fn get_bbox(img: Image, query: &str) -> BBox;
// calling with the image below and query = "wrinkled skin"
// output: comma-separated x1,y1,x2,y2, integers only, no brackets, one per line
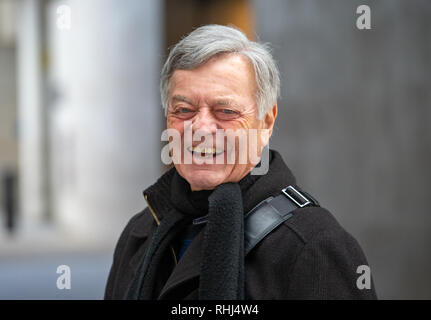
167,53,277,191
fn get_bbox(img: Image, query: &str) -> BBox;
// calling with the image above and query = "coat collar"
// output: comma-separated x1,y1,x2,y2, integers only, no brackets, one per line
142,167,176,224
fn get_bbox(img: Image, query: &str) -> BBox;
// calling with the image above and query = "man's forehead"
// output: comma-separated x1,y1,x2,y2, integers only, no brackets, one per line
170,54,254,82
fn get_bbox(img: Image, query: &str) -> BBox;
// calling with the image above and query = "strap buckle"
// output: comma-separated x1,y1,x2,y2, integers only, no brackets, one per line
282,185,311,208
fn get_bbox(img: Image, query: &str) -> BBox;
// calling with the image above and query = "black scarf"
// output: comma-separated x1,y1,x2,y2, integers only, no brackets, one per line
126,149,295,300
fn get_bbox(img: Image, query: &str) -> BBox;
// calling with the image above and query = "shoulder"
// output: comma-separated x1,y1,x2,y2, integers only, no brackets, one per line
281,205,371,267
118,207,157,242
284,207,377,298
253,205,378,299
104,207,157,299
283,206,356,246
110,207,157,263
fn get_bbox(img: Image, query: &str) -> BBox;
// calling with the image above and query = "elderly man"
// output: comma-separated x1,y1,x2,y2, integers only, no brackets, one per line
104,25,377,300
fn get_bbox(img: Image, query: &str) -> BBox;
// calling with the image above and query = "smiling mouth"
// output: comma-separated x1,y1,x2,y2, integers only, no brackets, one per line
187,146,224,157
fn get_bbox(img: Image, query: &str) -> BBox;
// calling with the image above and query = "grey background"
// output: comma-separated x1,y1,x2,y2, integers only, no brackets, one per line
255,0,431,299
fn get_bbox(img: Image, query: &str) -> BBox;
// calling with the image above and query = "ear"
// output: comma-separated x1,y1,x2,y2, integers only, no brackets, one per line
264,104,277,132
260,104,277,146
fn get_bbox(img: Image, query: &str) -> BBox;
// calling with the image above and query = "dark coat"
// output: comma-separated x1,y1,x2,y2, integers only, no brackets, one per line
104,150,377,300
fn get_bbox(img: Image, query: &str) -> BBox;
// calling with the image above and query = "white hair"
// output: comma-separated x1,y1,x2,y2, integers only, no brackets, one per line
160,24,280,119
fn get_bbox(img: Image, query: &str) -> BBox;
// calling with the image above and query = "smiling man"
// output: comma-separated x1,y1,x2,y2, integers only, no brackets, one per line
165,51,273,190
104,25,377,300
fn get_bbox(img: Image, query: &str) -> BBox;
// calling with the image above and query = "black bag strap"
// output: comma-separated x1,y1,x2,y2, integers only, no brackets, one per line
244,185,319,256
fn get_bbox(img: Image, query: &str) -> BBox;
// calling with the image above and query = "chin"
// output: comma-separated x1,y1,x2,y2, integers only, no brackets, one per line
181,167,227,191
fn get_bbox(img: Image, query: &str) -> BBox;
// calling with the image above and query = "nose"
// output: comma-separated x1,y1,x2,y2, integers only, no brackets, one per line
191,107,217,135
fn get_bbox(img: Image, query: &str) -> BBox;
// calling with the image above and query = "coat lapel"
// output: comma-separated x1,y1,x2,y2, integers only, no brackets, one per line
157,226,205,299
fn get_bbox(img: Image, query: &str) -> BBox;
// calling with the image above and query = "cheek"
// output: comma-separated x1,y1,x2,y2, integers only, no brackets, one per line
226,116,256,131
167,117,184,133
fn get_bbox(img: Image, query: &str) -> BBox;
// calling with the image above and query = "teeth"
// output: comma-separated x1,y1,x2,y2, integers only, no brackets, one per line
188,146,223,155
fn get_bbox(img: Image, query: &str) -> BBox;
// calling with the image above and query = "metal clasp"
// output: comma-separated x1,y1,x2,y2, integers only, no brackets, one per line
282,185,311,208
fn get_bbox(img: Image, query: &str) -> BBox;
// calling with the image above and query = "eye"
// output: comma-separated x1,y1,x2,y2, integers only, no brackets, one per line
215,108,240,120
170,106,195,119
180,107,191,113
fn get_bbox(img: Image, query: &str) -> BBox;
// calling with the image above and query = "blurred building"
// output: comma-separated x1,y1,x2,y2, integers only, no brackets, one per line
0,0,430,299
0,0,18,233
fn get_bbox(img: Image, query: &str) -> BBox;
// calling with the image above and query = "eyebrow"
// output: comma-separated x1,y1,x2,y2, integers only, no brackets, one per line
171,95,194,106
170,95,243,110
212,99,243,110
